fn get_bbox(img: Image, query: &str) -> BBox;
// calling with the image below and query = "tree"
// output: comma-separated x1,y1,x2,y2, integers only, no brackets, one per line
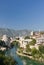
39,45,44,54
31,47,41,59
11,41,20,48
29,39,36,45
0,51,17,65
24,36,30,39
31,47,37,56
18,47,24,53
0,40,5,47
26,44,31,52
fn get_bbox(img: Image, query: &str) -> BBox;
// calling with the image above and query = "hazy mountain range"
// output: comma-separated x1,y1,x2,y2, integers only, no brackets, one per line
0,28,31,37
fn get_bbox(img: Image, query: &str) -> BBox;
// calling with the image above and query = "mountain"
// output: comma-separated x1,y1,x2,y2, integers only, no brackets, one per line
0,28,31,37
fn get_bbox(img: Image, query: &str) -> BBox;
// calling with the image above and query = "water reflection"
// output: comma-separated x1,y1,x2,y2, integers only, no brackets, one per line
6,47,23,65
6,47,44,65
22,60,26,65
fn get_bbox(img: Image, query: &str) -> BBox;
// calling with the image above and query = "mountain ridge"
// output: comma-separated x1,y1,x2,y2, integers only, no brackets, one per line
0,28,31,37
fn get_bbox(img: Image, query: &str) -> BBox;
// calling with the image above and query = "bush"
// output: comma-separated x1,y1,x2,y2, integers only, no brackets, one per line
24,36,30,39
29,39,36,45
31,47,41,58
0,40,5,47
39,45,44,54
11,41,20,48
0,51,17,65
26,44,31,52
0,55,17,65
18,47,24,53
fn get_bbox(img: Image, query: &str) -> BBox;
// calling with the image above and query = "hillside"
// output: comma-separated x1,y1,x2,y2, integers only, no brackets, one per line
0,28,31,37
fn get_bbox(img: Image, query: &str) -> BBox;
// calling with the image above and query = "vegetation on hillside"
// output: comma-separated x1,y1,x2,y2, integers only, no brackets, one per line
24,36,30,39
29,39,36,45
0,51,17,65
0,40,5,47
26,44,31,52
11,41,20,48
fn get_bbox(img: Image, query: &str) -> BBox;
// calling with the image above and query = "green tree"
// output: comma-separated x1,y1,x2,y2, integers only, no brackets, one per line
24,36,30,39
11,41,20,48
29,39,36,45
39,45,44,54
31,47,37,56
0,51,17,65
0,40,5,47
18,47,24,53
31,47,42,59
26,44,31,52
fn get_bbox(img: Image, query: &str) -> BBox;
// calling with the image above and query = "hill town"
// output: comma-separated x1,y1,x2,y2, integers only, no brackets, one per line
0,31,44,51
0,30,44,64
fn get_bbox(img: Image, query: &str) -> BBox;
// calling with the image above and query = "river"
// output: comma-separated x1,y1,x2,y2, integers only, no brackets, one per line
6,47,44,65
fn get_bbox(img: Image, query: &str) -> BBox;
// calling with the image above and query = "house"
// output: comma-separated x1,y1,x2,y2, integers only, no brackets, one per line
19,37,32,48
36,35,44,45
0,47,6,51
30,44,39,50
22,39,32,48
2,35,11,47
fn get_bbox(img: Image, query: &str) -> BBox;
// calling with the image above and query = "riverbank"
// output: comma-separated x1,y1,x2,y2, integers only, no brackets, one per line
5,46,44,65
0,50,17,65
16,51,33,59
16,51,44,63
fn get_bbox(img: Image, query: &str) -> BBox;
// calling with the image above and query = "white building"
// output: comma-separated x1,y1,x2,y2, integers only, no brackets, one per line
30,31,33,36
0,47,6,51
30,44,39,50
2,35,11,47
36,35,44,45
22,39,32,48
2,35,8,42
19,37,32,48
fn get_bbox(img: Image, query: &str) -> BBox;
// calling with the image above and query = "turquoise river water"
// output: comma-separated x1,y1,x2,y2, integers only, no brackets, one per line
6,47,44,65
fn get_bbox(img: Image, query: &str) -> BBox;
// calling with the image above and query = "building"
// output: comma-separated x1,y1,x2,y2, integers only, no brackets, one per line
30,44,39,50
30,31,34,36
36,35,44,45
19,37,32,48
22,39,32,48
2,35,11,47
0,47,6,51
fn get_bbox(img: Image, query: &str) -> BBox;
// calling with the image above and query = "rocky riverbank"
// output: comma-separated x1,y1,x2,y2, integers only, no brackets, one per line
16,50,44,63
16,51,33,59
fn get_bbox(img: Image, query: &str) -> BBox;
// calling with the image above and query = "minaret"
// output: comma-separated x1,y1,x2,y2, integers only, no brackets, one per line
31,31,33,36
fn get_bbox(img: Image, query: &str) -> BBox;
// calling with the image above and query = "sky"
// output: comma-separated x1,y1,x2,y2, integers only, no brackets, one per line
0,0,44,30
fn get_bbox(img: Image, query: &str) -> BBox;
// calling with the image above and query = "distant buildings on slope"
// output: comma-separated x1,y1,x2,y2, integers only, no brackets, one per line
2,35,11,47
0,30,44,51
15,31,44,50
19,37,32,48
